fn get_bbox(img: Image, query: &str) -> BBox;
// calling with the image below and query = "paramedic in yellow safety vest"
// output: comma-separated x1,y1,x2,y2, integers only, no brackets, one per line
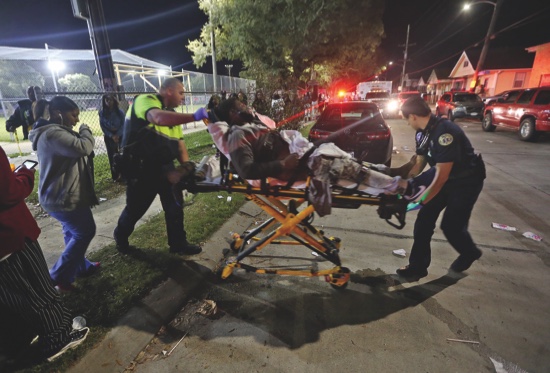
114,77,209,256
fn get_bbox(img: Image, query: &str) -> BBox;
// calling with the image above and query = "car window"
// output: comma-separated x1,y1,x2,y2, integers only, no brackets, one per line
322,104,377,122
366,92,390,99
533,90,550,105
454,94,481,102
516,90,536,104
441,94,450,102
502,90,522,103
400,93,420,100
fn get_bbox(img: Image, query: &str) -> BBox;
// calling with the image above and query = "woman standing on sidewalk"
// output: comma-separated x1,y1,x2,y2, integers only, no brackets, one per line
29,96,99,292
99,93,125,181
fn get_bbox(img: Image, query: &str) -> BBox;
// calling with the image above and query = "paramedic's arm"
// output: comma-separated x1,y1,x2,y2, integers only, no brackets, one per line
417,162,452,204
147,109,195,127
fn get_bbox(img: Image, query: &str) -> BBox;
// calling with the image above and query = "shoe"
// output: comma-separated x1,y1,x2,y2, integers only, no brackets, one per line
116,243,135,254
54,283,76,294
396,265,428,280
170,244,202,255
79,262,100,278
46,327,89,362
450,250,482,273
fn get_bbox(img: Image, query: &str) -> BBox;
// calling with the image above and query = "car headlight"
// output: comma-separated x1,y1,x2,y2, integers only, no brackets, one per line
386,100,399,111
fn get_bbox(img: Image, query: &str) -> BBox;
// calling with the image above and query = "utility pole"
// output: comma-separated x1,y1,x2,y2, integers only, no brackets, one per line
400,24,411,92
470,0,503,92
71,0,118,92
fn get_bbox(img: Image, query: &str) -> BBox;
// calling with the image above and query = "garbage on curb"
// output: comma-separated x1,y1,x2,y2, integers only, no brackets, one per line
491,222,517,231
392,249,407,257
522,231,542,242
196,300,217,316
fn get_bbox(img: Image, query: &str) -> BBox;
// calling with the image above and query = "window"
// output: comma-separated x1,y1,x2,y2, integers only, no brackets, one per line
513,72,526,88
516,90,536,104
463,60,469,68
502,90,522,103
534,90,550,105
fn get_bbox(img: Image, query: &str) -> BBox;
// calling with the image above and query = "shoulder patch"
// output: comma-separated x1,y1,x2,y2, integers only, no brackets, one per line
438,133,453,146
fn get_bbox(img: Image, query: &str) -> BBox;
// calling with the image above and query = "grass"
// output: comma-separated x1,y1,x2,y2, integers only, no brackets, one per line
8,122,312,372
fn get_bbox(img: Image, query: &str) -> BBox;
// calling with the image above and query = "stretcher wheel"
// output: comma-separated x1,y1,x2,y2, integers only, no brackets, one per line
325,267,350,290
230,233,243,252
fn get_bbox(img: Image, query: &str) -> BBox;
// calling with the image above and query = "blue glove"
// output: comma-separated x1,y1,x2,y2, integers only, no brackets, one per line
193,107,208,121
407,202,423,212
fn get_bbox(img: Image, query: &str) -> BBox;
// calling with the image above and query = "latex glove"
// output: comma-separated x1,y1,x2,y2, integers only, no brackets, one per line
371,164,390,174
407,202,423,212
193,107,208,121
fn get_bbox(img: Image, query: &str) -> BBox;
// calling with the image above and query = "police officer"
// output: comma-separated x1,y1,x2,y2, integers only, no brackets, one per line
396,96,486,280
114,77,208,255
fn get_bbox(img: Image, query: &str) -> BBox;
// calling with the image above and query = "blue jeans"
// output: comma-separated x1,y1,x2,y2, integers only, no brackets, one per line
48,208,96,285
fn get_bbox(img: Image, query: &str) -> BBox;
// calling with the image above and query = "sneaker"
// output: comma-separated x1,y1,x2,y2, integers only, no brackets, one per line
170,244,202,255
396,265,428,281
46,327,89,362
79,262,100,278
115,243,135,254
450,249,482,273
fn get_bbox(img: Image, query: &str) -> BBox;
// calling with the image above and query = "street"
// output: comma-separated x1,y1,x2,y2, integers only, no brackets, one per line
127,118,550,373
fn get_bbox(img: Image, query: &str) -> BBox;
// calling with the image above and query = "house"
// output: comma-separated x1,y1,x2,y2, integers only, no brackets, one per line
447,47,534,96
426,67,453,101
526,41,550,87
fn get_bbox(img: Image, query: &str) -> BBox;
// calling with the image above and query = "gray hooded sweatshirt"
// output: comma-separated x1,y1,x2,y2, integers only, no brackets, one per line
29,121,97,212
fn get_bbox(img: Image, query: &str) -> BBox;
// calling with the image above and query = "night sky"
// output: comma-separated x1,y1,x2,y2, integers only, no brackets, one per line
1,0,549,78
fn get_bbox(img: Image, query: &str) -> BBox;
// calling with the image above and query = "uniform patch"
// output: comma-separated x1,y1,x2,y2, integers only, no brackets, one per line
438,133,453,146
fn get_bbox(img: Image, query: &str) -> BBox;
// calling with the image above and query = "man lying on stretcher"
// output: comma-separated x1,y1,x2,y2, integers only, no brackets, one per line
205,97,434,215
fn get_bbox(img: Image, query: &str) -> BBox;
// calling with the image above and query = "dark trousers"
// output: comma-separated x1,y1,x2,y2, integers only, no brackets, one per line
114,165,187,250
0,239,71,357
409,181,484,270
104,135,119,180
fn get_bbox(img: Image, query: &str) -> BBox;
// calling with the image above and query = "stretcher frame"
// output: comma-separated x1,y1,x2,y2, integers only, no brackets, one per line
184,170,408,289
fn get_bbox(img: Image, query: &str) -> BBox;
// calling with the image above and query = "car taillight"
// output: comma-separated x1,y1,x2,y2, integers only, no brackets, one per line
365,127,391,140
309,128,331,140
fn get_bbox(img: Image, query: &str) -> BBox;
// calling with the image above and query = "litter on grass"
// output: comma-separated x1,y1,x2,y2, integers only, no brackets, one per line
392,249,407,257
522,231,542,242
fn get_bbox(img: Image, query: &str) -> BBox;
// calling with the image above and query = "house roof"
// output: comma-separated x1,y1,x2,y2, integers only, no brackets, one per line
0,46,170,69
465,46,534,70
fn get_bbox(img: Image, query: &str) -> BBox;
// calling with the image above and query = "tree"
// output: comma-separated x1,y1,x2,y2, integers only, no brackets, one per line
0,60,45,98
58,73,98,92
187,0,385,89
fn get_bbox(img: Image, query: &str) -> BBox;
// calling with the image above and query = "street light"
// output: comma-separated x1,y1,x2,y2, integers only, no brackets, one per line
463,0,503,92
225,64,233,93
48,60,65,92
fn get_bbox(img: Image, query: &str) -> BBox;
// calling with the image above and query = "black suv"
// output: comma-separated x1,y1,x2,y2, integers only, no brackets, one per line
436,91,484,121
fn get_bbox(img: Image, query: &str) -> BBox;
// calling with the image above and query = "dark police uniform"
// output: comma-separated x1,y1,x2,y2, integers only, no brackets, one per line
408,115,486,272
114,94,190,252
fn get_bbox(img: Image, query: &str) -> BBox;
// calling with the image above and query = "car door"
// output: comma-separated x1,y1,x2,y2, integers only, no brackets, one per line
493,90,522,125
504,89,537,128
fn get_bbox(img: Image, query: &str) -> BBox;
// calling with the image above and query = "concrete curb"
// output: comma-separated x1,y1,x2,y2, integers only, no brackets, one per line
67,201,262,373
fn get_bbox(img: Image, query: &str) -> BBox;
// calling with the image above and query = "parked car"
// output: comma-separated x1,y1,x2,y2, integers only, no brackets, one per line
482,86,550,141
308,101,393,165
435,91,484,121
364,90,399,118
483,90,514,106
397,91,422,106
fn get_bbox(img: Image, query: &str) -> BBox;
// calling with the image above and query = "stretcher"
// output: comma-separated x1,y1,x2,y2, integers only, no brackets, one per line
180,163,409,289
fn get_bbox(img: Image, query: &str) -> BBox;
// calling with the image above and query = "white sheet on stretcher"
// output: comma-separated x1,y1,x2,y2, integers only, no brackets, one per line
207,120,395,196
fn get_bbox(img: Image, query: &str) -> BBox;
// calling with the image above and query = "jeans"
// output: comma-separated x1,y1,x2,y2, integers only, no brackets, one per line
48,208,96,285
114,165,187,250
409,180,484,270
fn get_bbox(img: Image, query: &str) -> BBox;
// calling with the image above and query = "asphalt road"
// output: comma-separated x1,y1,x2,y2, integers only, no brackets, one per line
129,117,550,373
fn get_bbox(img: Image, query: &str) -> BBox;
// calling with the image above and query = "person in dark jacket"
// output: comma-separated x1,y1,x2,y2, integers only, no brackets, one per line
29,96,99,292
396,96,486,281
6,86,42,140
99,94,125,180
0,146,89,363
